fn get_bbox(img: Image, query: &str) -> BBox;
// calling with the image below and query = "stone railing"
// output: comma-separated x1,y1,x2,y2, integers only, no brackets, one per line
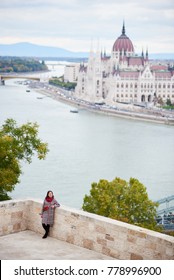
0,199,174,260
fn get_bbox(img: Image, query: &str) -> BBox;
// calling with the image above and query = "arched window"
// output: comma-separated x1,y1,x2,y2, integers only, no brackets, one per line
148,95,151,102
141,95,145,102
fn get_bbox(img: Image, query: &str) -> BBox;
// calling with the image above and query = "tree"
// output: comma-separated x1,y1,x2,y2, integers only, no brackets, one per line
0,119,49,201
82,177,159,231
166,98,172,106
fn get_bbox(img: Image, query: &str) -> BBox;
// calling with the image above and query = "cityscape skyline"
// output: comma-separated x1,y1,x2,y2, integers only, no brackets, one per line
0,0,174,54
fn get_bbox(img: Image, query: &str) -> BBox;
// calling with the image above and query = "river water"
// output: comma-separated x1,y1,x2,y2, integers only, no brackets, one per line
0,64,174,209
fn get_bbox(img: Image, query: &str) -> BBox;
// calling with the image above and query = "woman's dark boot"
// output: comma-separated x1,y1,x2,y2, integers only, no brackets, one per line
45,224,50,237
42,224,50,238
42,223,48,238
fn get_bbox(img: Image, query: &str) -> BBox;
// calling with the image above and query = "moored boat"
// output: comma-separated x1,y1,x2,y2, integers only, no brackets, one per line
70,109,78,113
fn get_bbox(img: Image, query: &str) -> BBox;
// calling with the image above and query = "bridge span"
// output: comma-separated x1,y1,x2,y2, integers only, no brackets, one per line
155,195,174,230
0,75,40,84
156,195,174,215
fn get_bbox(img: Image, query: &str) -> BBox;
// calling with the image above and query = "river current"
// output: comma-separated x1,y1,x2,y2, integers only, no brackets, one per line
0,63,174,209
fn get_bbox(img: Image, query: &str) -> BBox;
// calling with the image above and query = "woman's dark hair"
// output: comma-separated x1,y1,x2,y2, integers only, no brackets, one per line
46,190,53,198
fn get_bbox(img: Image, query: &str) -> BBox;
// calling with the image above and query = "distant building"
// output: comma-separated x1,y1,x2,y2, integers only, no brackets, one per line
64,64,80,83
75,22,174,105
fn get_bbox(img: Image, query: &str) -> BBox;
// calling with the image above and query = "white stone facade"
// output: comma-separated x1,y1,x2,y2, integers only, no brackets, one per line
64,64,80,83
75,23,174,105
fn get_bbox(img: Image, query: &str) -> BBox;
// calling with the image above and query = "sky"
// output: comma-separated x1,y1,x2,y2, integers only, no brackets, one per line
0,0,174,54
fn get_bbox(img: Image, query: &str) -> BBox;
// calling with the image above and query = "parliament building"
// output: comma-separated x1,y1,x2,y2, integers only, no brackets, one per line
74,23,174,105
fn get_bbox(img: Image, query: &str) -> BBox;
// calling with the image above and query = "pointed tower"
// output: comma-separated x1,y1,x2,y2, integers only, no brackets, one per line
95,39,102,74
122,20,126,36
87,39,94,76
112,21,134,69
141,48,144,58
146,47,148,60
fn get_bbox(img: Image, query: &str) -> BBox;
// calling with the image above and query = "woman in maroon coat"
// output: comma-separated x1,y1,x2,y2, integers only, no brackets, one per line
41,190,60,238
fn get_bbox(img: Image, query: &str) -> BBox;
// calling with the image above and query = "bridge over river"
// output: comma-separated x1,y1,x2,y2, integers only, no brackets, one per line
0,75,40,85
156,195,174,215
156,195,174,230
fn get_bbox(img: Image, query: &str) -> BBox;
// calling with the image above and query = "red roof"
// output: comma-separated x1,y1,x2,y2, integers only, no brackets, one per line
128,57,144,66
150,65,168,71
113,23,134,53
113,70,139,79
155,71,173,78
113,34,134,53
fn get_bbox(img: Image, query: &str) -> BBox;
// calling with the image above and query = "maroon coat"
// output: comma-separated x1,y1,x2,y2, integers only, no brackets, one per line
41,198,60,226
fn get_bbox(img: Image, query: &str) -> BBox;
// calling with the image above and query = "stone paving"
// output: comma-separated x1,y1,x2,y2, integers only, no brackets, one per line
0,230,114,260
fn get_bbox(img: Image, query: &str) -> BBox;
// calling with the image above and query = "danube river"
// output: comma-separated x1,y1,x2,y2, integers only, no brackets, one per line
0,67,174,209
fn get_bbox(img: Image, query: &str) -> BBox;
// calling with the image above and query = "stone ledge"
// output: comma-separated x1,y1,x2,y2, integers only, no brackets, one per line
0,199,174,260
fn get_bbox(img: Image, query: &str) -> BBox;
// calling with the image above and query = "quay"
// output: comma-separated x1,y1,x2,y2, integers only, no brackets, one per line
1,75,174,125
31,82,174,126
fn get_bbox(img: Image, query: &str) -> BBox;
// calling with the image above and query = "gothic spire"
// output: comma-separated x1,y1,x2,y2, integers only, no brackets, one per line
141,48,144,58
122,21,126,35
146,47,148,59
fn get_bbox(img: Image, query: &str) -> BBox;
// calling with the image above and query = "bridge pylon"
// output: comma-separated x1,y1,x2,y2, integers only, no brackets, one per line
0,76,5,85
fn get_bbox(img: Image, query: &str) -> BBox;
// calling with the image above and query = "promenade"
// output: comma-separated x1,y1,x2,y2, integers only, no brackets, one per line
29,81,174,125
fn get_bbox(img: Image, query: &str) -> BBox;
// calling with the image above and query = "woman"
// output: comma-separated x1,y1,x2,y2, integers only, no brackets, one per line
41,190,60,239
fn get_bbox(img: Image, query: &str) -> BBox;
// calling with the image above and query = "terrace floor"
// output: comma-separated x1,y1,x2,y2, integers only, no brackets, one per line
0,230,114,260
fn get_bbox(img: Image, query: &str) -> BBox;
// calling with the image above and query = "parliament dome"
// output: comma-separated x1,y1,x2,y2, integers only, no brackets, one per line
113,23,134,53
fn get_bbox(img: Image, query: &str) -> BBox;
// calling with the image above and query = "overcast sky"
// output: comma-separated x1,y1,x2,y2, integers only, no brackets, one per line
0,0,173,54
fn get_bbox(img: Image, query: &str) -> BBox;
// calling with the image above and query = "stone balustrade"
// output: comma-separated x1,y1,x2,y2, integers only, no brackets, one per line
0,199,173,259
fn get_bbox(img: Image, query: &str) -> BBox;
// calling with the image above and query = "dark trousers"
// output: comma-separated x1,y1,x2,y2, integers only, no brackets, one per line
42,223,50,238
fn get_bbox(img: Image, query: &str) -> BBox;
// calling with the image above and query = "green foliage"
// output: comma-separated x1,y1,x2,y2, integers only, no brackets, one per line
0,119,49,201
162,98,174,109
166,98,172,106
0,57,48,73
163,105,174,110
49,78,77,90
82,177,159,231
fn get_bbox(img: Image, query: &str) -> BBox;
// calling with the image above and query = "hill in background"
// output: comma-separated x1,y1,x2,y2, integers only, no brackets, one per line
0,42,89,58
0,42,173,60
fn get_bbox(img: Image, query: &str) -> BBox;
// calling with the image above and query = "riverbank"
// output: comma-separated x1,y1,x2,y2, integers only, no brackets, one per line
29,82,174,125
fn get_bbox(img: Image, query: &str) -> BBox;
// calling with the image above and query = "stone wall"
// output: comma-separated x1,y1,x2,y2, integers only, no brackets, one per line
0,199,29,236
0,199,174,259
